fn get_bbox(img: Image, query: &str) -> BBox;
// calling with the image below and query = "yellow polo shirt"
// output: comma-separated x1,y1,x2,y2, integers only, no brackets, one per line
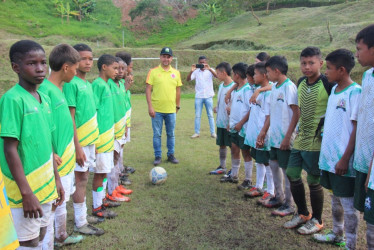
146,65,182,113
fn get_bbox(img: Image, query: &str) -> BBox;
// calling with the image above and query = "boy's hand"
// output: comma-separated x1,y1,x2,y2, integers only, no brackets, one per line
191,64,196,72
55,177,65,206
226,106,231,115
234,123,242,132
225,94,231,105
280,136,291,150
75,146,86,167
256,132,266,148
335,158,349,176
204,64,210,70
22,192,43,218
250,89,260,104
53,153,62,166
213,106,217,113
148,106,155,118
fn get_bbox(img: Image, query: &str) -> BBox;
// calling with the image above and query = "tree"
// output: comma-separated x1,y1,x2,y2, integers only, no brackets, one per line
203,1,222,24
72,0,96,21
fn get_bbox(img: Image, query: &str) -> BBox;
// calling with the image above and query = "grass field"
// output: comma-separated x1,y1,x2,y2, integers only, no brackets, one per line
64,95,368,249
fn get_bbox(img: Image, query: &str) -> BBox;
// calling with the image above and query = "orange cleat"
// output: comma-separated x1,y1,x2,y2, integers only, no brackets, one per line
106,190,131,202
115,185,133,195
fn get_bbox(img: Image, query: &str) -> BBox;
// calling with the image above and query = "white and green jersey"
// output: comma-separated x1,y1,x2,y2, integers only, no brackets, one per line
229,83,253,137
216,81,235,129
368,162,374,190
269,78,298,148
319,83,361,176
244,89,271,151
354,68,374,174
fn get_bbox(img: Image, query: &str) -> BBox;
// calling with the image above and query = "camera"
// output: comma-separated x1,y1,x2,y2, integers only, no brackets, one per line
196,64,204,69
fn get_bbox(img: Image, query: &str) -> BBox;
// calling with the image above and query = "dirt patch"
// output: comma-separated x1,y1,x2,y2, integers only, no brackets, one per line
191,39,269,51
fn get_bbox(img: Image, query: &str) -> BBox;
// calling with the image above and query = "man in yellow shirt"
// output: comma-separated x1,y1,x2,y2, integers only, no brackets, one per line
146,47,182,165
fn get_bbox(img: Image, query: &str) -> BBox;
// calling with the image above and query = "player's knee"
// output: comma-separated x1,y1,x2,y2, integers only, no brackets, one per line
307,174,320,185
19,237,39,247
286,167,301,181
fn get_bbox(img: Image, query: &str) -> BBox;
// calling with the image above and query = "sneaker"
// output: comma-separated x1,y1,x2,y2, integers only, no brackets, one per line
237,180,253,190
271,204,295,217
54,235,84,247
313,230,345,246
244,187,264,198
116,185,133,195
102,198,121,208
153,157,162,166
220,175,238,183
92,206,117,219
125,166,136,174
209,166,225,175
120,175,132,186
257,191,273,205
167,154,179,164
106,190,130,202
283,213,312,229
74,224,105,236
211,133,217,138
87,215,105,224
191,133,200,139
263,196,283,208
297,218,324,235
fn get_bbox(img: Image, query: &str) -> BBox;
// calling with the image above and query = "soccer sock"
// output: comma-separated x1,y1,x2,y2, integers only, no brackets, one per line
55,202,68,241
255,163,266,189
92,188,103,209
231,159,241,177
331,195,344,236
290,178,309,216
309,183,324,224
340,196,359,250
219,148,227,170
269,160,284,201
73,200,88,228
265,165,275,196
367,222,374,250
107,168,117,195
244,161,253,181
102,178,107,200
42,209,55,250
282,168,293,206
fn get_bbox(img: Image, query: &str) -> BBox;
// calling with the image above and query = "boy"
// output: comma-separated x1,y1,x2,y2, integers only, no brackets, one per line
209,62,235,175
220,63,252,188
264,56,299,215
284,47,335,235
0,40,63,248
354,24,374,250
63,43,104,235
243,62,274,204
313,49,360,249
38,44,83,247
91,54,119,219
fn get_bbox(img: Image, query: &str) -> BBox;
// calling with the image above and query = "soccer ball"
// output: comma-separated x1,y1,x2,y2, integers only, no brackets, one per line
150,167,167,185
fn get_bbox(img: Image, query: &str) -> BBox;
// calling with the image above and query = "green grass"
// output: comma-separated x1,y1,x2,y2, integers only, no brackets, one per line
63,95,367,249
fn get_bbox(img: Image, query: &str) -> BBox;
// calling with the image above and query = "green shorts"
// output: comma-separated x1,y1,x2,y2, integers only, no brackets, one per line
320,170,355,197
287,149,321,176
354,170,368,212
250,148,270,164
216,127,231,147
364,188,374,225
230,132,250,150
269,147,291,169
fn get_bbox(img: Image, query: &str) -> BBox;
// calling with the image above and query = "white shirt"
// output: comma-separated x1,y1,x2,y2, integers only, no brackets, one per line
191,69,215,98
319,83,361,177
216,81,235,129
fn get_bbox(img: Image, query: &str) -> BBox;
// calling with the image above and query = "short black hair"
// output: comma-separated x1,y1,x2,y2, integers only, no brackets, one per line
356,24,374,49
115,56,126,65
115,51,132,65
254,61,267,75
49,44,80,71
300,46,322,59
265,56,288,75
256,52,270,62
198,55,207,61
216,62,231,76
325,49,355,74
9,40,45,63
73,43,92,52
232,62,248,79
246,64,255,77
97,54,117,71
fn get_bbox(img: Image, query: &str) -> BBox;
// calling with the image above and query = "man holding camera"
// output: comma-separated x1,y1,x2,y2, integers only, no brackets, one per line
187,56,217,139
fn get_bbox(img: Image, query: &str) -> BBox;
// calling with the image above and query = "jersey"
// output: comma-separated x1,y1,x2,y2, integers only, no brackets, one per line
293,75,335,151
216,81,235,129
319,83,361,177
125,90,132,128
354,68,374,174
0,84,57,208
63,76,99,147
39,79,75,177
269,78,298,148
108,79,126,139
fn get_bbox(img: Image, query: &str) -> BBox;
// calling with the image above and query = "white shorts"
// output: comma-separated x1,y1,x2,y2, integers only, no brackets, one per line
114,139,125,153
94,151,114,174
75,144,96,172
126,127,131,142
60,171,75,202
11,201,53,241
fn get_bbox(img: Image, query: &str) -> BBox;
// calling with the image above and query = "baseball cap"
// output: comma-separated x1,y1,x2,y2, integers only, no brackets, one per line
160,47,173,56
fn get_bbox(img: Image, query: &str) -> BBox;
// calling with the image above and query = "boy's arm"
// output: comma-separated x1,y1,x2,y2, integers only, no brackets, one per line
69,107,86,166
280,105,300,150
3,137,43,218
52,148,65,206
234,111,250,132
186,65,196,81
250,85,272,104
176,86,181,113
146,83,155,118
225,83,238,104
335,120,357,176
256,115,270,148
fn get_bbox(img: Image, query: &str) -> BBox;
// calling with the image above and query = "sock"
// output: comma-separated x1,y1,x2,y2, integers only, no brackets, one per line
367,222,374,250
269,160,284,201
55,202,68,241
219,148,227,170
290,178,309,216
255,163,266,189
92,189,103,209
73,200,88,228
282,168,293,206
244,161,253,181
102,178,108,200
265,165,274,195
309,183,324,224
231,159,241,177
340,196,359,250
331,195,344,236
107,168,117,195
42,209,55,250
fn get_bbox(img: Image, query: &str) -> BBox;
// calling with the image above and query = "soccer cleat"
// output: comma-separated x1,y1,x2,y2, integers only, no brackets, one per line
116,185,133,195
102,198,121,208
87,215,105,224
167,154,179,164
313,230,346,246
244,187,264,198
210,166,225,175
74,224,105,236
120,175,132,186
257,191,273,205
92,206,117,219
297,218,324,235
54,235,84,247
263,196,283,208
191,133,200,139
283,213,312,229
211,133,217,138
271,204,295,217
237,180,253,190
125,166,136,174
153,157,162,166
220,175,238,183
106,190,130,202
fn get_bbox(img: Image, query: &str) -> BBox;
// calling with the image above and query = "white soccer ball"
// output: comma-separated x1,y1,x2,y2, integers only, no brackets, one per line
150,167,167,185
